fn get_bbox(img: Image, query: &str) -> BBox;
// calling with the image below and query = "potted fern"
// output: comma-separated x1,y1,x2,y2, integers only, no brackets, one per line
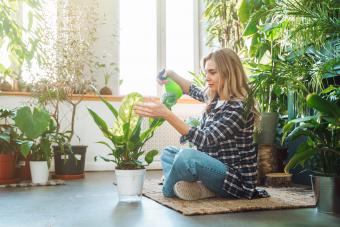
88,92,164,202
282,87,340,215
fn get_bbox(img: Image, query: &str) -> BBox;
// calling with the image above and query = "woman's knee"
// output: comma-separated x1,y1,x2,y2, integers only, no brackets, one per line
175,148,200,161
160,146,180,161
171,148,200,169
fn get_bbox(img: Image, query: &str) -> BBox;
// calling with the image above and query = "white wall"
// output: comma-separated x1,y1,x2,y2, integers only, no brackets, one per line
0,95,205,171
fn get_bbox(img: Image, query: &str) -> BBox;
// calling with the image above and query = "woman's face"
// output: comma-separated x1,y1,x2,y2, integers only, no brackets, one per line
204,59,223,94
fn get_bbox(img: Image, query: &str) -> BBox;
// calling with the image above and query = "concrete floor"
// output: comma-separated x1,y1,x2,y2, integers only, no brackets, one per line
0,171,339,227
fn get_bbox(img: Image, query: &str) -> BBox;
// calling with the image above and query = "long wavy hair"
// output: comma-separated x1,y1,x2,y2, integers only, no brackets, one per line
203,48,260,126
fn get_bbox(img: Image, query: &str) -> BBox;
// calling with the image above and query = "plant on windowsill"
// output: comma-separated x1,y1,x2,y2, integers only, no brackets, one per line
88,92,171,202
282,87,340,215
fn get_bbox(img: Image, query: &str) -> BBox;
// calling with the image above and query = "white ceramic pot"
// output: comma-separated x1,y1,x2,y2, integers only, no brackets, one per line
115,169,146,202
29,161,49,184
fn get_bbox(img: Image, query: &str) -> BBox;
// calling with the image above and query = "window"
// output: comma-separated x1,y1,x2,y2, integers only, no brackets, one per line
119,0,157,96
119,0,198,96
165,0,195,81
21,0,57,82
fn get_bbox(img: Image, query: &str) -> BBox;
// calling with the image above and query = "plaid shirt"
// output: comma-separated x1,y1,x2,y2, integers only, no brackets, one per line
180,84,260,199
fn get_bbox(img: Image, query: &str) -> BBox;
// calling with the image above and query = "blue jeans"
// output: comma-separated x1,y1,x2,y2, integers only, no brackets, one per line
160,146,230,198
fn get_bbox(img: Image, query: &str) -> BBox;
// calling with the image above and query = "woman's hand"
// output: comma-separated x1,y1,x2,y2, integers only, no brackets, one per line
134,101,171,119
157,69,175,86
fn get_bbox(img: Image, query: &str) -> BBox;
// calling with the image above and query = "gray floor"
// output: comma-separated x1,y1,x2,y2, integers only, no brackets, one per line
1,171,339,227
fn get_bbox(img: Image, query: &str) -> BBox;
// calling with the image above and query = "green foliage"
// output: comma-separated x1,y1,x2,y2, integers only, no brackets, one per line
203,0,244,51
239,0,339,116
88,93,163,169
14,106,55,165
0,109,20,155
283,89,340,176
0,0,42,79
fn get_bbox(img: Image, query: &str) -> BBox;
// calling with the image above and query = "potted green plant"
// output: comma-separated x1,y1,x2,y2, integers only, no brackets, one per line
95,53,120,96
88,92,163,202
282,87,340,215
0,109,19,184
14,106,55,184
30,1,104,179
31,79,89,180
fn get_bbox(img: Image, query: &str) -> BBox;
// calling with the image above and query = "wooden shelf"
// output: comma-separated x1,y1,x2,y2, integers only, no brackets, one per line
0,91,201,104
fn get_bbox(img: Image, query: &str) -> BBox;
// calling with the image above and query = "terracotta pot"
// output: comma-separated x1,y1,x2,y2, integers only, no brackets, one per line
0,154,16,184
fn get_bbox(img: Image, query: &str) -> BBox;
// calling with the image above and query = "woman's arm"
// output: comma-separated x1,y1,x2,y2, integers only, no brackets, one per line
133,102,189,136
164,70,192,95
161,70,207,103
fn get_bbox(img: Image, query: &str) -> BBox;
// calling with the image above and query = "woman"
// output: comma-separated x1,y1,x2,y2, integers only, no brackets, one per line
134,48,268,200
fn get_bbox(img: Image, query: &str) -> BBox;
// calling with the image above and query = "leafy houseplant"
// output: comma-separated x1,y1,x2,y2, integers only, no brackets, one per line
0,109,19,184
283,89,340,176
14,106,55,184
88,92,165,201
203,0,244,52
282,88,340,214
88,93,161,169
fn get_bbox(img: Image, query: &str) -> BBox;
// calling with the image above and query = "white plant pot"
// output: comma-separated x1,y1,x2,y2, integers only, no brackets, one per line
115,169,146,202
29,161,49,184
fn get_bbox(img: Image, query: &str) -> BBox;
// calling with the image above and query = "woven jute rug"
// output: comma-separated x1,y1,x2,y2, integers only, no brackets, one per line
142,179,316,216
0,179,65,188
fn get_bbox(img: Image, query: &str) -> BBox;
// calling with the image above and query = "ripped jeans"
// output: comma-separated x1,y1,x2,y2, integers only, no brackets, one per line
160,146,230,198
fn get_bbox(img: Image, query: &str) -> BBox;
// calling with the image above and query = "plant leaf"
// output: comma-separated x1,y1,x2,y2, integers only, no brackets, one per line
145,149,159,165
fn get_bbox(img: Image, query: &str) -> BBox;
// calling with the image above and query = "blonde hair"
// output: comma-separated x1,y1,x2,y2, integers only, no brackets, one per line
203,48,260,126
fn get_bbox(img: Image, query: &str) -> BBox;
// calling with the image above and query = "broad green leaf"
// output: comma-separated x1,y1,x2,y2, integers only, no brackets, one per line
284,144,315,173
14,106,50,140
144,150,159,165
88,108,111,138
119,92,143,124
307,93,340,123
19,141,33,158
243,17,258,36
237,0,252,24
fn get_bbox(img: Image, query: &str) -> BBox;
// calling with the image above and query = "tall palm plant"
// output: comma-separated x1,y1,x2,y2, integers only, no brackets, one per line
203,0,244,52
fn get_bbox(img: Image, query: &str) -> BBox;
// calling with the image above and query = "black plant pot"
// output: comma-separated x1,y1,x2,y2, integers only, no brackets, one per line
53,145,87,180
311,175,340,216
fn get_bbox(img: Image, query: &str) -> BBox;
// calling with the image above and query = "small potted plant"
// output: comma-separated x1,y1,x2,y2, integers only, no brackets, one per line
0,109,19,184
95,56,119,96
31,79,89,180
282,87,340,215
88,92,163,202
14,106,55,184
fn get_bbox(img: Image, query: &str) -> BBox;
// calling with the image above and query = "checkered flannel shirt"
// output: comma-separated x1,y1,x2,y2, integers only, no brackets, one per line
180,84,263,199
